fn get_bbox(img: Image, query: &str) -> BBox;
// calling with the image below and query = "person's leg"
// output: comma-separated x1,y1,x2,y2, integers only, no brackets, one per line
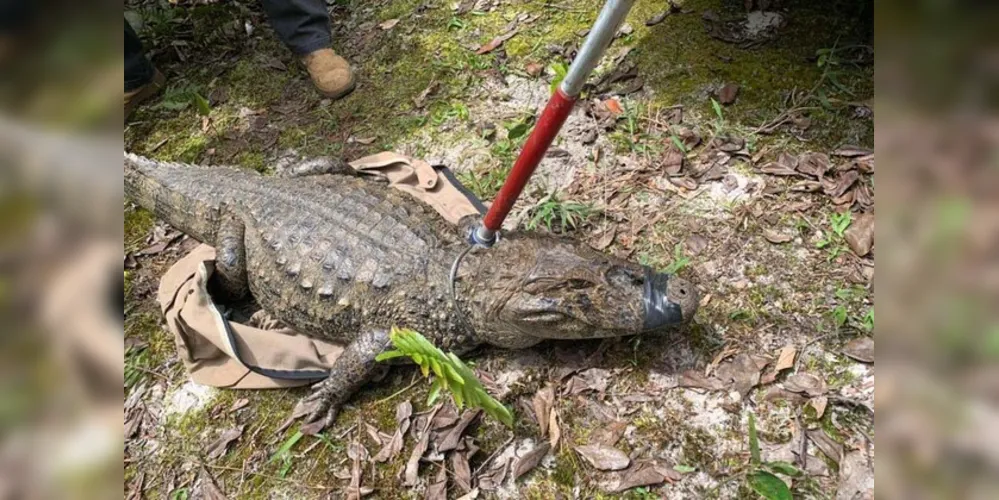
258,0,355,99
124,19,165,120
124,20,154,92
258,0,331,56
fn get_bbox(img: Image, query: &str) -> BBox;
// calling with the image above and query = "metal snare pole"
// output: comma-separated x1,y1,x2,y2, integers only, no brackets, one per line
469,0,637,247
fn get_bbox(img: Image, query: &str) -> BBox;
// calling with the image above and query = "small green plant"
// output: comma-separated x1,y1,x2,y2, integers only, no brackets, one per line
711,97,724,122
155,84,210,115
831,304,849,329
743,413,798,500
549,61,569,94
526,195,594,233
662,243,691,274
447,17,467,30
457,164,510,200
669,134,688,154
269,430,304,477
430,101,470,126
859,307,874,332
503,115,533,141
168,488,189,500
376,327,514,427
125,344,149,389
816,211,852,260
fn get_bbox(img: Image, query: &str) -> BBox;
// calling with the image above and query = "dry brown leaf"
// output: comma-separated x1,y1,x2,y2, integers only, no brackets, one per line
663,147,685,176
352,136,377,145
784,373,828,397
228,398,249,413
512,442,551,481
604,98,624,115
476,29,518,54
843,337,874,363
719,83,740,104
440,410,481,451
775,345,797,372
404,431,430,486
845,213,874,256
425,463,448,500
549,408,561,448
199,468,229,500
608,463,671,492
762,386,808,405
365,424,383,446
827,170,860,197
413,80,439,109
525,62,544,77
374,400,413,462
809,396,829,418
379,18,400,30
477,454,510,491
791,180,822,192
592,420,628,447
347,441,371,500
763,228,792,244
715,353,765,397
206,426,243,460
456,488,480,500
832,146,873,158
807,429,844,465
591,225,617,251
685,233,708,256
759,161,798,176
567,368,612,395
532,385,554,437
452,450,473,493
576,444,630,471
796,152,830,178
431,404,459,430
678,369,726,391
669,176,699,190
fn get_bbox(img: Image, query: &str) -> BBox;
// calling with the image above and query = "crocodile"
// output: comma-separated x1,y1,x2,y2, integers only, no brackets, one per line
124,152,699,428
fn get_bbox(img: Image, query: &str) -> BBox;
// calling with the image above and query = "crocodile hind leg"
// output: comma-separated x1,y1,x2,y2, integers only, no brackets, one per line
212,213,249,301
301,328,392,431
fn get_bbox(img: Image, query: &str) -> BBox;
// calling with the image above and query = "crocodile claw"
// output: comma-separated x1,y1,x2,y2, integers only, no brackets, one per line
300,380,343,434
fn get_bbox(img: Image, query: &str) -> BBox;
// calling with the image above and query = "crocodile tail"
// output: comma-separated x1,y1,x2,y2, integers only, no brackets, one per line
124,152,223,244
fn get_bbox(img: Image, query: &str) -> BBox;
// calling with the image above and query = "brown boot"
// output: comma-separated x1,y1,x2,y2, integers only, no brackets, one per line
301,48,356,100
124,69,166,121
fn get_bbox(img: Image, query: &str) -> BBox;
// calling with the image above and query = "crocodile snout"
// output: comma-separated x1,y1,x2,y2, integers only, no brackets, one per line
643,269,699,330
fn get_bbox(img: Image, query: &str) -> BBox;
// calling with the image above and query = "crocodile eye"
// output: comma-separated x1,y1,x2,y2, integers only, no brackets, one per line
607,266,644,288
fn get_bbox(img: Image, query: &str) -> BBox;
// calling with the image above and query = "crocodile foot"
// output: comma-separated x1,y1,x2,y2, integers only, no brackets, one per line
300,378,345,433
297,328,392,434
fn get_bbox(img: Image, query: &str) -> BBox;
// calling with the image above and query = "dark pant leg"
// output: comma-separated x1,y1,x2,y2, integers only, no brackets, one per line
125,20,154,92
258,0,331,56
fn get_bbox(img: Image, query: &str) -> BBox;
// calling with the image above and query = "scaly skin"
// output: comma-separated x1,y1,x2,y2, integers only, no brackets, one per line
124,153,699,429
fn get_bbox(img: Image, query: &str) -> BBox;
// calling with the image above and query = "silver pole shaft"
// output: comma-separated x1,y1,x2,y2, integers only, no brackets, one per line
560,0,637,97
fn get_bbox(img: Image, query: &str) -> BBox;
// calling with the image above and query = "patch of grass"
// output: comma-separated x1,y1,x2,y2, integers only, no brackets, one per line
457,164,511,201
526,195,595,233
124,205,155,251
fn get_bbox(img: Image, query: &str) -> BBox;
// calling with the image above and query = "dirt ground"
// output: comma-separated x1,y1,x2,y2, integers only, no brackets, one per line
124,0,874,498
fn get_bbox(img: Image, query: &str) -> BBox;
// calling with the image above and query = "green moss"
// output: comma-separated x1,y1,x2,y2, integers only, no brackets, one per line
552,447,581,488
236,151,268,173
681,426,720,473
124,206,154,251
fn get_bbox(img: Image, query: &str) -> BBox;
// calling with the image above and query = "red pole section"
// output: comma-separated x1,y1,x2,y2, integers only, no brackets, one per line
482,89,576,232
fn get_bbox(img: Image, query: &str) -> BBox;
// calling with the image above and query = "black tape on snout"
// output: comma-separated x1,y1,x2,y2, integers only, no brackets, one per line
642,267,684,330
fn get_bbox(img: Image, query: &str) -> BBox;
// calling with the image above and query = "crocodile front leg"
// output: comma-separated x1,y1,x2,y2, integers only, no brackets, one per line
213,212,249,301
279,157,353,177
302,328,392,431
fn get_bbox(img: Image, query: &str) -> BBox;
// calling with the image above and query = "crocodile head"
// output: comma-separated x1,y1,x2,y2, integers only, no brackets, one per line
464,234,698,342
